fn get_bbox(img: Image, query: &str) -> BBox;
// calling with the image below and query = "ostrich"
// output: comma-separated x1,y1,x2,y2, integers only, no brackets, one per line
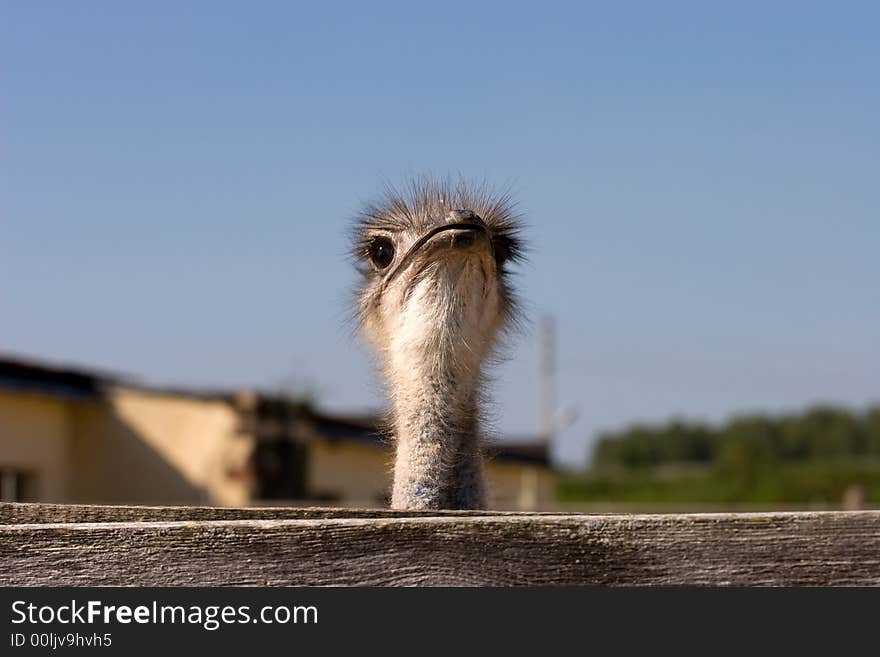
351,177,524,510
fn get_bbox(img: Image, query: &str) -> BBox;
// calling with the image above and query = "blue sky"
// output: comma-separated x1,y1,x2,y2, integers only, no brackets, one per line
2,2,878,467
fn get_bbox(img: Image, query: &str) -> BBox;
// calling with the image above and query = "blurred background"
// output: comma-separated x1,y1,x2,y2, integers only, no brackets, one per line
2,2,877,511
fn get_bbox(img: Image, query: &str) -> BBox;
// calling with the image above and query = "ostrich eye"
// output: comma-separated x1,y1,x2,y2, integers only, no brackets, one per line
367,236,395,270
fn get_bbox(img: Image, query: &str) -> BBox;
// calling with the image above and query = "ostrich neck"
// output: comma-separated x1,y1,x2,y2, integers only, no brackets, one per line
387,354,486,510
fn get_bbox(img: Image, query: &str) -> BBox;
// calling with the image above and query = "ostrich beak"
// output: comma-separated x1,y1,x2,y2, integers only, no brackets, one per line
428,225,489,253
380,217,494,291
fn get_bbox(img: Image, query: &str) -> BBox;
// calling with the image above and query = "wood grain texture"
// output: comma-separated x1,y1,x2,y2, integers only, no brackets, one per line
0,502,530,524
2,505,879,586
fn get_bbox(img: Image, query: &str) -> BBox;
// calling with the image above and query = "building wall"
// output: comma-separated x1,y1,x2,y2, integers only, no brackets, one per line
69,387,253,506
305,437,556,510
0,391,72,501
484,460,556,511
307,440,391,507
0,382,554,509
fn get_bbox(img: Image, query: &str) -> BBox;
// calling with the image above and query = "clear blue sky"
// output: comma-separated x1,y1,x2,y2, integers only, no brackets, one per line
2,2,878,467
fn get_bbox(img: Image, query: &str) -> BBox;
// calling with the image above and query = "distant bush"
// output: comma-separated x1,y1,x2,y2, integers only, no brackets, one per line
593,420,718,468
566,404,880,507
558,460,880,507
591,405,880,470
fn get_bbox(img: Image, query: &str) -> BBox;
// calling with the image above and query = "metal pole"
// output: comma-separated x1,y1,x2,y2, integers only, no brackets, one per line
538,315,555,443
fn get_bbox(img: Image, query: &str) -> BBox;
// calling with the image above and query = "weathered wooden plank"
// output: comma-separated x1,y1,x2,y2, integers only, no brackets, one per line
2,510,879,586
0,502,535,524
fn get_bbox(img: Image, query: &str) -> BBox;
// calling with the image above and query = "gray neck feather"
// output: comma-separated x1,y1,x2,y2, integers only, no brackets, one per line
389,372,486,510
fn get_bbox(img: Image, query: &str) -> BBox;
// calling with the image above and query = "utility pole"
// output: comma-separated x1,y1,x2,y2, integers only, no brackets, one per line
519,315,556,511
538,315,556,443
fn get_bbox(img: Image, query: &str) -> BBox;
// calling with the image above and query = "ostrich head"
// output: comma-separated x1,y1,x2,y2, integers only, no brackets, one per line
352,177,524,509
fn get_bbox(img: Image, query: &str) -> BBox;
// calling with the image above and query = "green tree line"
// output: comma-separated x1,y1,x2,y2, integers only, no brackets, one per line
592,405,880,471
558,405,880,508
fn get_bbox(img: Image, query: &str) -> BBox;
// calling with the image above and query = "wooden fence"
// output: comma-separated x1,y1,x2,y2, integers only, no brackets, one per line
2,503,879,586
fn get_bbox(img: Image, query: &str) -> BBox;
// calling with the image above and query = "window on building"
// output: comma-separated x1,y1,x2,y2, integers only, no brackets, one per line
0,468,33,502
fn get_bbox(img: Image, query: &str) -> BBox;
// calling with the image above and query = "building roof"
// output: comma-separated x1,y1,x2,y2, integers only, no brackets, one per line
485,440,552,466
309,408,552,468
0,353,235,403
0,354,109,400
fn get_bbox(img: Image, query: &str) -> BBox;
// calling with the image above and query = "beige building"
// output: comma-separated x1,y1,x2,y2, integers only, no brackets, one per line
0,355,556,510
